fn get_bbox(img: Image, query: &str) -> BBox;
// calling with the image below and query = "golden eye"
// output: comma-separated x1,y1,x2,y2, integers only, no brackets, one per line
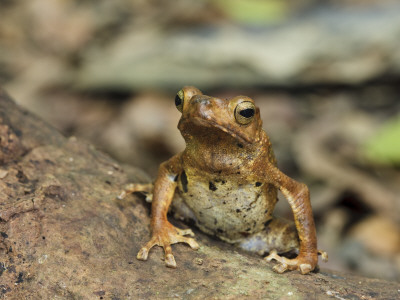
235,101,255,125
175,89,184,112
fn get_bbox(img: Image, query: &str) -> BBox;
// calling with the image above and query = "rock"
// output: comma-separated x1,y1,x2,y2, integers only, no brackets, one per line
0,88,399,299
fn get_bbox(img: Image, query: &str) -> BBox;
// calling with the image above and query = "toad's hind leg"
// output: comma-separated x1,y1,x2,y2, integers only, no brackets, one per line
117,183,154,202
238,217,328,273
238,217,299,256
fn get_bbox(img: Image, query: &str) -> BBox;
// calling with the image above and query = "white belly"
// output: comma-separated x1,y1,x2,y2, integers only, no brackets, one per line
174,170,277,243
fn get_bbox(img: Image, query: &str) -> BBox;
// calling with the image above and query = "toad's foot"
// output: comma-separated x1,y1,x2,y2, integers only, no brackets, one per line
137,223,199,268
265,250,320,275
318,250,328,262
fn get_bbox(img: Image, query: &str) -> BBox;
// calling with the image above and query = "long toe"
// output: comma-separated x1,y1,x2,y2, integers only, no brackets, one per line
178,228,195,237
165,254,177,268
273,263,288,274
137,247,149,261
185,237,199,250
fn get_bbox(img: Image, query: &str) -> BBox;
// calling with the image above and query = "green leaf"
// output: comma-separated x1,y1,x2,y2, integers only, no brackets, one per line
214,0,288,25
363,115,400,166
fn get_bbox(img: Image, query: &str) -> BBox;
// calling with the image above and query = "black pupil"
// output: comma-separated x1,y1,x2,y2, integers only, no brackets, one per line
175,95,182,106
239,108,254,118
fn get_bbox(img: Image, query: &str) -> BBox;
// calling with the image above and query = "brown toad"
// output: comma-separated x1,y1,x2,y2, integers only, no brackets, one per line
119,86,326,274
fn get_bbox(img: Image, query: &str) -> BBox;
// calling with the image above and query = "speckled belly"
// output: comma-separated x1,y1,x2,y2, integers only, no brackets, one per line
173,170,277,243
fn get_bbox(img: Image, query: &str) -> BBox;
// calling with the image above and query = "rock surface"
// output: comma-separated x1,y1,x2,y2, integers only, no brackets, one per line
0,89,399,299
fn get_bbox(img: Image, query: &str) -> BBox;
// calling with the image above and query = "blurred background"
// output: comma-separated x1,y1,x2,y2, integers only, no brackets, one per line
1,0,399,281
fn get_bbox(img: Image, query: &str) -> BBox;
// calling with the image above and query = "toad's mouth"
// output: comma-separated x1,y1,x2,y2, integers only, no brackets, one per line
178,117,253,145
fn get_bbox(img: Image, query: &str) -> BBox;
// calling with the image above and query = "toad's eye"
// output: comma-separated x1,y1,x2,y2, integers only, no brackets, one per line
175,89,184,112
235,101,255,125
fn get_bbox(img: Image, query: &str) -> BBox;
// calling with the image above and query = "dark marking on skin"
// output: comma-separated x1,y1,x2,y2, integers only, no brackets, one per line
255,182,262,187
240,232,250,237
236,209,241,213
180,171,188,193
174,174,179,182
264,209,268,214
245,228,251,231
209,181,217,191
236,171,241,175
237,143,244,148
189,194,194,197
217,228,224,234
249,193,261,208
215,178,226,185
1,232,8,238
217,170,222,174
264,219,273,228
223,201,226,205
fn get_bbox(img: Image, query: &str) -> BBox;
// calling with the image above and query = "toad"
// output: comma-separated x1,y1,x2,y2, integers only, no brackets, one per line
119,86,327,274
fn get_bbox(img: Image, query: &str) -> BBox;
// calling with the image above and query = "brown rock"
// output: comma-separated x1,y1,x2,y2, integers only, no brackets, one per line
0,88,399,299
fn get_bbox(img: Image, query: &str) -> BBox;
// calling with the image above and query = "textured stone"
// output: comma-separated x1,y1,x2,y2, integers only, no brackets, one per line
0,89,398,299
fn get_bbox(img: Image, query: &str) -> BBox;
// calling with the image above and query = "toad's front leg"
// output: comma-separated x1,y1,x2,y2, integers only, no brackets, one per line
136,154,199,268
264,164,326,274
